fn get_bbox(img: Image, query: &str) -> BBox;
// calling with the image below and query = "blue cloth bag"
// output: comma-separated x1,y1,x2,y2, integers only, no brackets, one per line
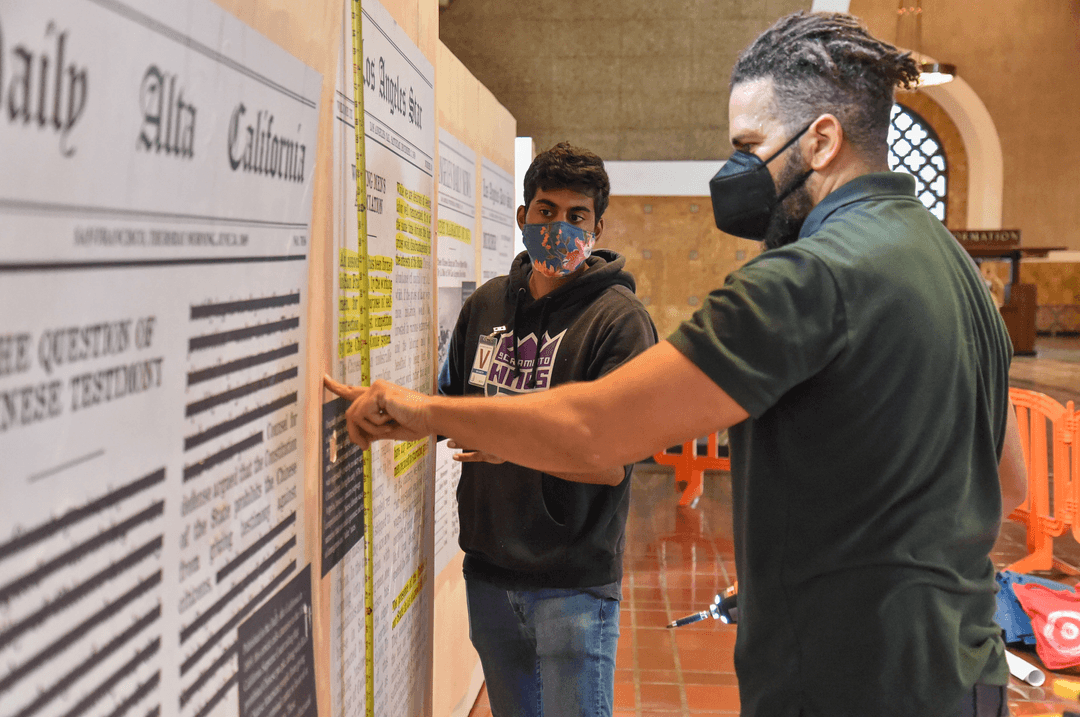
995,570,1075,645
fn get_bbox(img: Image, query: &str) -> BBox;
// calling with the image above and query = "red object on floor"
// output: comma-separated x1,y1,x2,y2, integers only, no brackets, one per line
1013,582,1080,670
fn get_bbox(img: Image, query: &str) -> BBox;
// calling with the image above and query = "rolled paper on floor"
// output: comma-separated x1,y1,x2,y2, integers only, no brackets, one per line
1006,650,1045,687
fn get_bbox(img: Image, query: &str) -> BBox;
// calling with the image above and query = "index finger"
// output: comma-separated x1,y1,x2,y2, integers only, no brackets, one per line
324,374,363,401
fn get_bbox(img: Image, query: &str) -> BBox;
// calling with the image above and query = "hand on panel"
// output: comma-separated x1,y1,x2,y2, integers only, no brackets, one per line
323,375,433,448
447,440,505,465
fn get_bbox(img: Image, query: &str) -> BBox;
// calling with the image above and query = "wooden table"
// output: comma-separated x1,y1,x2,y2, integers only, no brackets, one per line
963,245,1066,286
951,230,1065,355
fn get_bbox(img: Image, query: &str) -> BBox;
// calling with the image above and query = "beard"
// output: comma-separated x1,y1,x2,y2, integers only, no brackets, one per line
762,150,814,251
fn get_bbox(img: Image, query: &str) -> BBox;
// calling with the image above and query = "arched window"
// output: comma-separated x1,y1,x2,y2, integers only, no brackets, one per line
888,104,948,223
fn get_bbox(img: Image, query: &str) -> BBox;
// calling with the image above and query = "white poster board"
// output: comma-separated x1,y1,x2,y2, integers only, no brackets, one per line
481,157,517,282
326,5,368,717
0,2,320,717
434,129,476,577
361,1,436,715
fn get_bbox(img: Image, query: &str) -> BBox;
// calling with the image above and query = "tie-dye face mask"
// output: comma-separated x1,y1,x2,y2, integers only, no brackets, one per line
521,221,596,278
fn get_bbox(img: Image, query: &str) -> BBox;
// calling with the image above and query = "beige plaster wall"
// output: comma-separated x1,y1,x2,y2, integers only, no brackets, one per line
599,196,762,339
439,0,811,161
849,0,1080,249
443,0,1080,249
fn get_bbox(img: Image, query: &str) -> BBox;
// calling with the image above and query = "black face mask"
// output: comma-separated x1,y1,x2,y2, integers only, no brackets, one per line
708,123,813,240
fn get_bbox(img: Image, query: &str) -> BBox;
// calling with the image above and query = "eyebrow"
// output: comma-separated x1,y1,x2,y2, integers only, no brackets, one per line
729,124,766,149
535,198,592,214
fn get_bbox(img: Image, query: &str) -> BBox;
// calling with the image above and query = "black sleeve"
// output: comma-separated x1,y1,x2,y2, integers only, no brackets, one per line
667,248,845,418
583,291,656,481
586,294,659,482
589,299,660,381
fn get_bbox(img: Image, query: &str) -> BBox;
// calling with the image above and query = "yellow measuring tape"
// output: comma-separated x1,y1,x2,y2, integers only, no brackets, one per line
349,1,375,715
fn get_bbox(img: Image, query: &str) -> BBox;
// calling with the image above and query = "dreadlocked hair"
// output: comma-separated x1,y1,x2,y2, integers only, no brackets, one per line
523,142,610,219
731,12,920,158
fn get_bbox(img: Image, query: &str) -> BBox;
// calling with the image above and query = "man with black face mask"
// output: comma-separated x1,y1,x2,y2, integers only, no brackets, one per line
327,13,1027,717
707,119,816,250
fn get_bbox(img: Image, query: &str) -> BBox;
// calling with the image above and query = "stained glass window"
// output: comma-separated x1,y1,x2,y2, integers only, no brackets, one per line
888,104,948,222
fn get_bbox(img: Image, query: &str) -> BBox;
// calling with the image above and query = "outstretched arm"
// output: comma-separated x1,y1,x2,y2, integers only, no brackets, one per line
446,439,627,486
324,340,750,474
999,398,1027,519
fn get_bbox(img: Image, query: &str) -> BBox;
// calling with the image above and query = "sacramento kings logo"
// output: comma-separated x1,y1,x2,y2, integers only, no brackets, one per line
485,330,566,395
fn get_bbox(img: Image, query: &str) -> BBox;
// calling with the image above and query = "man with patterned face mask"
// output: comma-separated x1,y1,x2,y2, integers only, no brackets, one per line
433,141,657,717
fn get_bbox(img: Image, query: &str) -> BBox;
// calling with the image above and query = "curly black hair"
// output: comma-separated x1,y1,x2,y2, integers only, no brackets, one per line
731,12,920,157
523,142,610,220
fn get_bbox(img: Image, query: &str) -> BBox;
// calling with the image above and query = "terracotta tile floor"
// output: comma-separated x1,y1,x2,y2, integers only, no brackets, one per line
468,336,1080,717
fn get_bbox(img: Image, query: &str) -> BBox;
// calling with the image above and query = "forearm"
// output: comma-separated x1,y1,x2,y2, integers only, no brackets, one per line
423,342,748,473
428,383,610,474
448,438,626,485
333,342,748,472
999,399,1028,519
545,466,626,486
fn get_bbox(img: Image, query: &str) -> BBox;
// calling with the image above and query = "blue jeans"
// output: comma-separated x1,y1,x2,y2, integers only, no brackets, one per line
957,684,1009,717
465,577,620,717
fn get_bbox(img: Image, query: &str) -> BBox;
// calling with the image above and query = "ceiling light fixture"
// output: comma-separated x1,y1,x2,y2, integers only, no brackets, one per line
895,1,956,87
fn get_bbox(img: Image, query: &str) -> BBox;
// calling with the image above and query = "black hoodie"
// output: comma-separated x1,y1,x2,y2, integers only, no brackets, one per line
438,249,658,590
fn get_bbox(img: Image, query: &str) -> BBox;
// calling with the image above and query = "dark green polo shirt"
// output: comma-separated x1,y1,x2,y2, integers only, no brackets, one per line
669,173,1011,717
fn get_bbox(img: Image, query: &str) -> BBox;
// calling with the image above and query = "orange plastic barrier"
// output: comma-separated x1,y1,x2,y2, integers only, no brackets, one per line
1006,387,1077,574
653,432,731,506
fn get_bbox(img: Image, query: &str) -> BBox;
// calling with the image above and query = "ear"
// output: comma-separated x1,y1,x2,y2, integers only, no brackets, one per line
806,114,843,171
593,216,605,243
516,204,527,231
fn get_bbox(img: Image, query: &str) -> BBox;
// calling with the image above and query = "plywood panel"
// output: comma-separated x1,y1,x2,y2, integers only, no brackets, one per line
418,0,440,74
478,86,516,175
432,552,481,717
206,3,487,717
381,0,420,44
433,59,478,680
438,43,482,146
